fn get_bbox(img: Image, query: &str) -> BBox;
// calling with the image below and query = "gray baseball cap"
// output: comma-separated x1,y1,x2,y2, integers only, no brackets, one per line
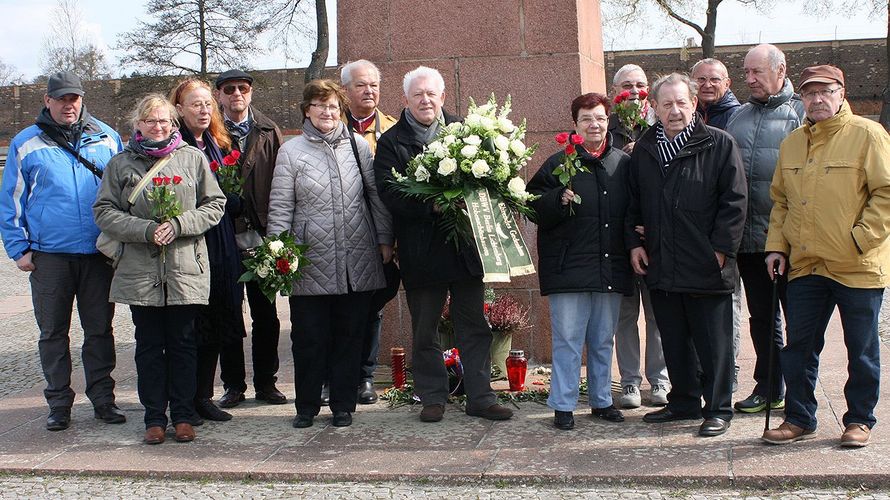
46,71,84,98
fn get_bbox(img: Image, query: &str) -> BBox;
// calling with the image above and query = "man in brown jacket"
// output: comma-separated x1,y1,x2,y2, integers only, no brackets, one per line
213,69,287,408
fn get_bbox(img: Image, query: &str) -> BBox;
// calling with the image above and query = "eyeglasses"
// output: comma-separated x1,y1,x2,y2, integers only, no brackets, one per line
222,84,251,95
141,119,172,127
577,116,609,125
695,77,727,86
801,87,843,100
620,82,648,90
309,103,340,113
187,101,215,111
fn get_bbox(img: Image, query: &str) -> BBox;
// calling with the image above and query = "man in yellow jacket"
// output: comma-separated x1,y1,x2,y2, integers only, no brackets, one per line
762,65,890,448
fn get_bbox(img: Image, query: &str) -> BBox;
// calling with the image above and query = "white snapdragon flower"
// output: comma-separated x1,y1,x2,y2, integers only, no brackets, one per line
509,139,527,156
499,150,510,165
460,144,479,158
464,135,482,146
507,177,529,199
475,103,494,115
268,240,284,257
471,159,491,178
437,157,458,176
497,117,514,133
494,135,510,151
415,165,431,182
391,168,407,182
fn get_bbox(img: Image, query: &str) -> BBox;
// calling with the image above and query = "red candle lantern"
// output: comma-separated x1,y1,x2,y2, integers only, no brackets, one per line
391,347,407,389
506,349,528,391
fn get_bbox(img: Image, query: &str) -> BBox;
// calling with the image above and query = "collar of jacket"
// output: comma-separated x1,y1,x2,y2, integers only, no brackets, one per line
393,108,461,146
804,100,852,142
700,89,741,115
749,78,799,110
576,131,617,165
637,112,715,160
248,107,278,132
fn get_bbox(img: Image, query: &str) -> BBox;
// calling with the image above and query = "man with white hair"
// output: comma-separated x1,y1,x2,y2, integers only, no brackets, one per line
608,64,657,153
374,66,513,423
691,58,741,130
339,59,399,405
725,44,805,415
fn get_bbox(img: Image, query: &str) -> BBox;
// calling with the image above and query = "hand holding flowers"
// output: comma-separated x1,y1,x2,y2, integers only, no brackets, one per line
209,149,244,195
550,133,588,215
613,89,650,137
239,231,310,303
146,174,183,260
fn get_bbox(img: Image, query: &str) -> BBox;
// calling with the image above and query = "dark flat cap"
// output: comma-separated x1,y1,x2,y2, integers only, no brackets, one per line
799,65,845,89
215,69,254,89
47,71,84,98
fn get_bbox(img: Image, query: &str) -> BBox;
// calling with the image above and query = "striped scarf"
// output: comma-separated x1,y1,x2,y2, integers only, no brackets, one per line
655,115,696,174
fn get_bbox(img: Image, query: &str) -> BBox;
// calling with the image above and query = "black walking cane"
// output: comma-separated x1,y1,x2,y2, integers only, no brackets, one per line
764,260,782,432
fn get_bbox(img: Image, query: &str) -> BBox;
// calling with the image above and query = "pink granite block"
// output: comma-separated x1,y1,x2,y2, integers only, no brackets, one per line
522,0,581,55
337,0,393,63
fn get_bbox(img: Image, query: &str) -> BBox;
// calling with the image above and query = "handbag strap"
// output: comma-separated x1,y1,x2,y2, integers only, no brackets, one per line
127,154,174,205
348,132,372,207
36,122,104,179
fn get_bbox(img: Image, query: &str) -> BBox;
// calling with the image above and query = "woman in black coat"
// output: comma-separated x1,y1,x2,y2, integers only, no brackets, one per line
527,92,632,431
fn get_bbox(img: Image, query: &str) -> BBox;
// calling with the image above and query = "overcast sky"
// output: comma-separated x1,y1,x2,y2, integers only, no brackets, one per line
1,0,885,81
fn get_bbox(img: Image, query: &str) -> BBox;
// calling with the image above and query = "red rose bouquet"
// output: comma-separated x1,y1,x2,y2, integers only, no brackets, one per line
239,231,310,303
209,149,244,195
146,175,183,261
613,89,650,137
551,132,589,215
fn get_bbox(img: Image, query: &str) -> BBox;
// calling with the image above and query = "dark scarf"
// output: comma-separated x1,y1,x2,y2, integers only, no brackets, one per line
179,126,246,345
36,106,90,147
127,130,182,158
224,109,253,140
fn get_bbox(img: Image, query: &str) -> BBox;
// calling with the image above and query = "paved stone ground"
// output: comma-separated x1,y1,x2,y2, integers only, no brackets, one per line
0,475,888,499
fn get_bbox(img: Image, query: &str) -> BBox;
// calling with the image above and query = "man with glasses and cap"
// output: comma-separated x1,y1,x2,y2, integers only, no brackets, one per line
0,71,124,431
762,65,890,448
213,69,287,409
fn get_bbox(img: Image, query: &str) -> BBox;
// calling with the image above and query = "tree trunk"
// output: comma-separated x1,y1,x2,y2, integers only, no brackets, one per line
880,1,890,131
198,0,208,78
304,0,329,83
700,0,720,58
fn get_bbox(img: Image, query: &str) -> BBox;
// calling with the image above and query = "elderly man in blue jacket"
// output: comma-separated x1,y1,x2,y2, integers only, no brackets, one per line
0,72,124,431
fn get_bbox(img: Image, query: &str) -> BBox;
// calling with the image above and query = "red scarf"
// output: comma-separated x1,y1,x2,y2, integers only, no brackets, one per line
351,111,377,134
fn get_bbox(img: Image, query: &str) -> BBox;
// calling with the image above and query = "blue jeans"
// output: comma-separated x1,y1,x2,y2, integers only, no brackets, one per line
547,292,622,411
782,275,883,430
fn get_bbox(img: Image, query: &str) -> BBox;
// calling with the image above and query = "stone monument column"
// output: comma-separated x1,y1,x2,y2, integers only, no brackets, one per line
337,0,607,362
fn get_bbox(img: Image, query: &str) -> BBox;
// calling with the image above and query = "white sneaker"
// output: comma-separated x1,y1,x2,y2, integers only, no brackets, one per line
650,384,669,406
619,385,641,408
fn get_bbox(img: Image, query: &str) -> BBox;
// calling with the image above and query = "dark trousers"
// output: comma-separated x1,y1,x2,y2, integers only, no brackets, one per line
195,340,221,401
650,291,734,420
359,309,383,382
30,252,116,409
219,280,280,393
131,305,198,429
406,280,497,410
782,275,883,430
289,291,372,416
738,252,787,400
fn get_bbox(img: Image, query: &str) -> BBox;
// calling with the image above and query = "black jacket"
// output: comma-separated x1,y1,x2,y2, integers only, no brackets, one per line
697,89,741,130
373,109,482,290
234,108,284,236
625,118,747,295
528,134,632,296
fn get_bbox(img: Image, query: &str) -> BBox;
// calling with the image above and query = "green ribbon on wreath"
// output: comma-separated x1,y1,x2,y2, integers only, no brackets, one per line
464,187,536,282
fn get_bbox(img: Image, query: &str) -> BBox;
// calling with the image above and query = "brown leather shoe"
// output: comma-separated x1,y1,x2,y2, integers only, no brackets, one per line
174,423,195,442
841,423,870,448
466,404,513,421
762,421,816,444
144,426,165,445
419,404,445,422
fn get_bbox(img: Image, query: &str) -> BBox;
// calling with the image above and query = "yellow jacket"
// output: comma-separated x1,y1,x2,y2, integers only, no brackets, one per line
765,101,890,288
343,109,398,154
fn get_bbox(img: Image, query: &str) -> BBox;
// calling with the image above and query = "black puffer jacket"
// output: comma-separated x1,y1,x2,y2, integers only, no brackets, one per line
374,109,482,290
697,89,741,130
625,118,747,295
528,134,632,296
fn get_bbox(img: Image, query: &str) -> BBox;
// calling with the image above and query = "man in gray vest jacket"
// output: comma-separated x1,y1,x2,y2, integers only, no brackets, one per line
725,44,805,414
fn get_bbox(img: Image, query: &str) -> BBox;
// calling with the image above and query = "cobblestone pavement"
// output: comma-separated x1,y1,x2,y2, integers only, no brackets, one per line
0,475,888,499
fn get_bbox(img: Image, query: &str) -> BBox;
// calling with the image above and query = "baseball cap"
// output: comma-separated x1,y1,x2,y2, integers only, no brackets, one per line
46,71,84,98
798,65,845,89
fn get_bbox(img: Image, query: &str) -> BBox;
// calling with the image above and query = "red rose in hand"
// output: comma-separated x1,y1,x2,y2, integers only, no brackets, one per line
152,177,163,186
565,144,576,155
555,132,569,145
570,134,584,145
209,160,219,173
638,89,649,100
276,257,290,274
230,150,241,161
162,176,171,185
172,175,182,185
222,153,237,166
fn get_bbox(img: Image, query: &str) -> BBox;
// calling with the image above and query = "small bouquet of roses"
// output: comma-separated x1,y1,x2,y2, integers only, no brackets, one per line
209,150,244,195
238,231,310,303
613,89,650,137
551,132,588,215
147,175,183,261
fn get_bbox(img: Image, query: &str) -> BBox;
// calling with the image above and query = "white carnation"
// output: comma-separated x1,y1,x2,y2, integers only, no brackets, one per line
494,135,510,151
415,165,431,182
471,159,491,178
507,177,528,199
427,141,447,159
268,240,284,257
509,139,527,156
437,157,458,176
289,260,300,273
464,135,482,146
256,264,270,278
446,122,462,134
460,144,478,158
498,117,514,133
